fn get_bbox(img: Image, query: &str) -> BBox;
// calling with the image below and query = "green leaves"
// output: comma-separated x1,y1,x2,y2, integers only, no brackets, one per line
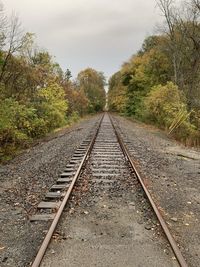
108,31,200,146
0,82,68,161
77,68,106,113
0,7,108,161
108,72,127,113
35,82,68,130
144,82,187,127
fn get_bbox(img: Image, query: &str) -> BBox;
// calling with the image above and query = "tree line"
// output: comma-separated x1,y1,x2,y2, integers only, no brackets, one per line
108,0,200,146
0,3,106,161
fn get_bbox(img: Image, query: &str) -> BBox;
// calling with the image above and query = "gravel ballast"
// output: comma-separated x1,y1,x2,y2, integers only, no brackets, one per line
113,114,200,267
1,113,199,266
0,115,101,267
41,114,179,267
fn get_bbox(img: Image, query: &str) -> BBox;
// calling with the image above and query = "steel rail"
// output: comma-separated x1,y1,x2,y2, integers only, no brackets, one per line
109,113,188,267
31,114,104,267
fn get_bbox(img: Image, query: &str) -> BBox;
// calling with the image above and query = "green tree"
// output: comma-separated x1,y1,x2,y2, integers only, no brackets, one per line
77,68,106,112
108,71,127,113
35,82,68,130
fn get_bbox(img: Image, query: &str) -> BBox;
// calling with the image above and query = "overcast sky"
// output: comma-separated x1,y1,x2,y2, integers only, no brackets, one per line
4,0,163,80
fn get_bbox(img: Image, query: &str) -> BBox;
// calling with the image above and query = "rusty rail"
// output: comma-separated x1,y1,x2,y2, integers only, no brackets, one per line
31,114,104,267
31,112,188,267
109,114,188,267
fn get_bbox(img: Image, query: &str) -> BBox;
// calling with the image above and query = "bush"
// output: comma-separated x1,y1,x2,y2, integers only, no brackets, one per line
0,98,48,143
0,83,69,161
144,82,187,128
0,99,31,146
143,82,200,145
36,82,68,130
69,111,80,123
0,99,32,160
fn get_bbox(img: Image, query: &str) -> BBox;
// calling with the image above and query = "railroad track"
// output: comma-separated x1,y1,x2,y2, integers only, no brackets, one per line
31,113,188,267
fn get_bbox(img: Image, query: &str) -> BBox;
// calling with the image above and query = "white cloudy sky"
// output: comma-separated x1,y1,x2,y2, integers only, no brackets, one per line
4,0,163,79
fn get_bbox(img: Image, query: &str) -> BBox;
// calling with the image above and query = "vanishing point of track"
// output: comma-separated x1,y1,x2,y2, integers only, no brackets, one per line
31,113,188,267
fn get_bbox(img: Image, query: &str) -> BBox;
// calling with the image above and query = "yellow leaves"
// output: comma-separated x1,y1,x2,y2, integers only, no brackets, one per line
144,82,191,130
108,71,128,113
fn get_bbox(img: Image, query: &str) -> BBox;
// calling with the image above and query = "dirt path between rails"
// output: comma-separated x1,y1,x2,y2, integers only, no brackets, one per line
113,115,200,267
0,114,101,267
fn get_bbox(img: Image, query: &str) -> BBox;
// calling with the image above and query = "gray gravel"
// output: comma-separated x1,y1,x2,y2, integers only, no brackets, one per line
41,114,179,267
1,113,199,266
112,114,200,267
0,114,101,267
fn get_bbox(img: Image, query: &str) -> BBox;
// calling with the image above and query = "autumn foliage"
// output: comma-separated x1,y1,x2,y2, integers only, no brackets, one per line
108,0,200,146
0,7,106,161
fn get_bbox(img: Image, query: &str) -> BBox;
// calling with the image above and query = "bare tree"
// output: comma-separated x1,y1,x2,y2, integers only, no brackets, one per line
175,0,200,108
193,0,200,10
157,0,179,83
157,0,200,109
0,13,25,82
0,2,6,49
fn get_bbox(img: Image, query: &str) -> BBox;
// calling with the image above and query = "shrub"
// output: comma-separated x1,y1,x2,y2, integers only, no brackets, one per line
0,83,69,161
0,99,32,160
144,82,188,128
143,82,200,145
0,98,31,146
36,82,68,130
70,111,80,123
